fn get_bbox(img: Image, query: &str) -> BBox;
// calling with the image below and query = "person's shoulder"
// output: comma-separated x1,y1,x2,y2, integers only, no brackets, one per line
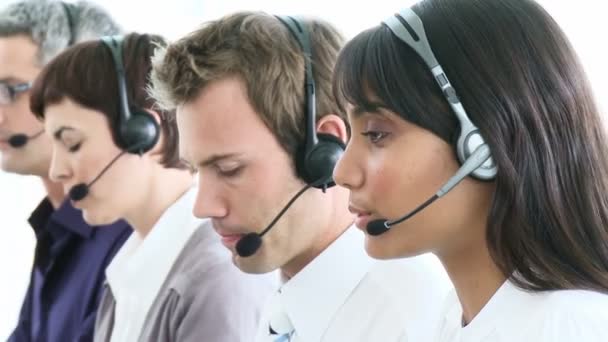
166,219,229,278
529,289,608,341
544,287,608,312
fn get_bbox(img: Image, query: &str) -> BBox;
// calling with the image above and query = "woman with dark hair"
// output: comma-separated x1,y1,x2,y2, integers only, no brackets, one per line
30,32,274,341
333,0,608,340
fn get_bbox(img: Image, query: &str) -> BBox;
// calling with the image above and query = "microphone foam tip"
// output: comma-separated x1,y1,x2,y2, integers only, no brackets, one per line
366,219,390,236
69,184,89,202
235,232,262,257
8,134,28,148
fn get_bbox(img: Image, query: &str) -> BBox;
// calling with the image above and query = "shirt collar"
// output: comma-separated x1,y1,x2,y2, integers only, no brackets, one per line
105,187,203,313
278,226,374,342
28,198,55,236
28,197,95,240
452,279,546,340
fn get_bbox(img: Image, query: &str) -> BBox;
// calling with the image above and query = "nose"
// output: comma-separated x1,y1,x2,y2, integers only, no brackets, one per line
48,148,73,183
333,142,364,191
192,172,229,219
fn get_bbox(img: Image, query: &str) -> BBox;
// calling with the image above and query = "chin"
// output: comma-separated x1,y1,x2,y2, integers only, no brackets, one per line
364,240,394,260
0,156,35,176
364,233,422,260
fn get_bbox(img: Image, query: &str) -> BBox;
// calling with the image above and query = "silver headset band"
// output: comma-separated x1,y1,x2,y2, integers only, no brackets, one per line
382,8,477,138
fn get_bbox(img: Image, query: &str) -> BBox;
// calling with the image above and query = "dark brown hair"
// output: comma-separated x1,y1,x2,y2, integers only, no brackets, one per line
334,0,608,292
30,32,185,169
149,12,345,162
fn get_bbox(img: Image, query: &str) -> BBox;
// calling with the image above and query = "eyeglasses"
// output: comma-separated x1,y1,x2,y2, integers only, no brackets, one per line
0,82,32,105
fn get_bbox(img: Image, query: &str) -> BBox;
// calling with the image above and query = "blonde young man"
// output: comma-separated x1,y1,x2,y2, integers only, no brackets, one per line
150,12,451,341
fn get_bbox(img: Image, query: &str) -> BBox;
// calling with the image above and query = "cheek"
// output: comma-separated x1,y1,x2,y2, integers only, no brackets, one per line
364,145,428,212
15,97,40,127
79,153,108,180
221,164,289,227
77,149,131,199
386,143,457,211
365,154,401,203
363,141,464,258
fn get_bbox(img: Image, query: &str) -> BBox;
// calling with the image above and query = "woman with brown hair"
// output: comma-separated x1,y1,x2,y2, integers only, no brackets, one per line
30,32,274,341
333,0,608,340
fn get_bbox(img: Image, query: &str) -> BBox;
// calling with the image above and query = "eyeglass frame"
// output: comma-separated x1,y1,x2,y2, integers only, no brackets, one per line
0,81,32,105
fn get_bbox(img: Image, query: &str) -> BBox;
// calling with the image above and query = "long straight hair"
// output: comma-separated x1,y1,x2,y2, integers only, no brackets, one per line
333,0,608,292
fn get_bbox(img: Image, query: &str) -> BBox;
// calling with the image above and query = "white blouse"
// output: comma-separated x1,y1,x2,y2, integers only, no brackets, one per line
436,279,608,342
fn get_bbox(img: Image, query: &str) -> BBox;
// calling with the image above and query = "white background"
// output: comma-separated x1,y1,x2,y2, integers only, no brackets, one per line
1,0,606,338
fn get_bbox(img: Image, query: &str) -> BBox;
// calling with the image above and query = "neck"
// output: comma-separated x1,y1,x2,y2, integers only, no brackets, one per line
41,177,65,209
281,186,354,279
437,235,507,325
124,167,194,238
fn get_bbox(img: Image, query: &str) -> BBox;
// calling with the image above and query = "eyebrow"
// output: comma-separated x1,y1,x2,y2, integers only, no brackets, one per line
53,126,76,140
0,77,24,84
198,153,243,168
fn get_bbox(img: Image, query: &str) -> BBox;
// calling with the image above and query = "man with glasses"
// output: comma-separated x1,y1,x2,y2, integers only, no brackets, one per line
1,82,31,104
0,1,131,341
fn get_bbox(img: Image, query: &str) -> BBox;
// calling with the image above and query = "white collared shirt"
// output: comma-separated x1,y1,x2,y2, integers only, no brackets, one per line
105,188,203,342
255,226,452,342
436,279,608,342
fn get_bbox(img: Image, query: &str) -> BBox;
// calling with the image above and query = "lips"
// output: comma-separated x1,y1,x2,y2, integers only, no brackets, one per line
0,133,13,146
212,224,248,249
355,215,374,230
0,136,11,149
219,233,245,248
348,204,375,230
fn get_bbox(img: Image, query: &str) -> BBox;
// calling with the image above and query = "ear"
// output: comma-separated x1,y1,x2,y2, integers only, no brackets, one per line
316,113,349,144
143,109,164,159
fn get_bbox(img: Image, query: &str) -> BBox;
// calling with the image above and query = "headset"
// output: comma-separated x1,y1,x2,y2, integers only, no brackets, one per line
384,8,497,180
100,36,159,154
275,16,345,190
60,1,75,46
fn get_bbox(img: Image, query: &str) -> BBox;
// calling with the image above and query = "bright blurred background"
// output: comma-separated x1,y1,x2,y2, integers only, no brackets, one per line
0,0,606,338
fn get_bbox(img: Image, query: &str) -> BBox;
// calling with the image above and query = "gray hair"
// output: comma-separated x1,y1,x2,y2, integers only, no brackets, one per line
0,0,122,65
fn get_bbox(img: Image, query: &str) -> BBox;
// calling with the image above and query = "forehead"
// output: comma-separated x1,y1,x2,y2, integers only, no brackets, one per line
176,77,280,161
44,98,108,132
0,35,40,80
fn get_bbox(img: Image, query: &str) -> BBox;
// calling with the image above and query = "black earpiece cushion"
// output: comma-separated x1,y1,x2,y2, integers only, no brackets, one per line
296,133,345,188
119,109,160,154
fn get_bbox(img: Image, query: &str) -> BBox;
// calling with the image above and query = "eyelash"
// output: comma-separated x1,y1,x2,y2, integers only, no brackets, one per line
68,142,82,153
361,131,390,144
218,166,243,178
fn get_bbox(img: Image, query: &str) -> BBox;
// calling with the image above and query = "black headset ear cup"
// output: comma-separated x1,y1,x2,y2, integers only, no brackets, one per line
296,133,345,188
119,108,160,154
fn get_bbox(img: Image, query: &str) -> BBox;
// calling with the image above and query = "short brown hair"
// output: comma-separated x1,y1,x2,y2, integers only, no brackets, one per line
30,32,185,169
149,11,346,160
